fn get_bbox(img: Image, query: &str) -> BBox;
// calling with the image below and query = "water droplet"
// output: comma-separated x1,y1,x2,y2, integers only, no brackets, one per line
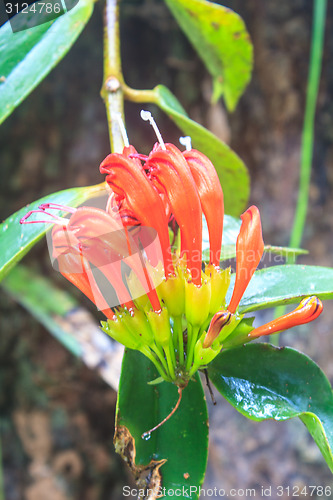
3,224,8,231
142,432,151,441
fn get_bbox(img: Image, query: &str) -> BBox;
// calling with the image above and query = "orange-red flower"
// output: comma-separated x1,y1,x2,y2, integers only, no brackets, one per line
202,206,323,349
248,296,323,339
228,205,264,314
20,126,323,386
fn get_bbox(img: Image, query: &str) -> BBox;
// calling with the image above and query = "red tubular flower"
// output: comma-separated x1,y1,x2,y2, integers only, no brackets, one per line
52,225,115,319
228,205,264,314
100,150,174,278
67,207,161,312
249,296,323,339
145,144,203,285
183,149,224,266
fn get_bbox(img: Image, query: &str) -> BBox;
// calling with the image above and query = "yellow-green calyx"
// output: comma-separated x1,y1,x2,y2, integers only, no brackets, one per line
101,262,243,387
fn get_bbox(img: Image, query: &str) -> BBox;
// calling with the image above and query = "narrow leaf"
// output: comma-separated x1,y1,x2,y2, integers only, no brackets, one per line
164,0,253,109
208,344,333,472
2,264,123,390
2,264,81,356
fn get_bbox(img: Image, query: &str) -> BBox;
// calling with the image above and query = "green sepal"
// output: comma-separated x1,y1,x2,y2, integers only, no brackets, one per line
147,308,172,347
147,376,166,386
101,318,143,351
185,279,211,326
222,316,255,349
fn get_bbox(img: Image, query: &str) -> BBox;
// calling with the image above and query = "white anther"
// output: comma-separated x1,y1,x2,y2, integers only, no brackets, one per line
179,136,192,151
112,112,129,148
140,110,166,150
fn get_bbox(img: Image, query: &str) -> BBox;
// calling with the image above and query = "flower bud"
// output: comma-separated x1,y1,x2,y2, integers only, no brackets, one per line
203,311,232,348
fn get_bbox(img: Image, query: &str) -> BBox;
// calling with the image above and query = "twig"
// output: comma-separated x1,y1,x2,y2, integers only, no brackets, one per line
101,0,125,153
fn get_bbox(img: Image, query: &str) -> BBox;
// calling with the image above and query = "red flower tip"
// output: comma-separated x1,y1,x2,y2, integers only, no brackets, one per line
228,206,264,314
203,310,232,348
249,296,323,339
183,149,224,266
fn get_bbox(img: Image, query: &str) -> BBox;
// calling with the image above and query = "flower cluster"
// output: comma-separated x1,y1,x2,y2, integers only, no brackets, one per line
20,118,323,388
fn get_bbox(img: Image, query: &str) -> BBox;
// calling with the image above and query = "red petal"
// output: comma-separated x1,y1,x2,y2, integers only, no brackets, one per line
68,207,160,311
146,144,203,285
228,206,264,313
183,149,224,266
100,153,173,277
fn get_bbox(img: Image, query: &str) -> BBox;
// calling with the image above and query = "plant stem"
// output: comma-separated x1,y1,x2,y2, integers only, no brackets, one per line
102,0,125,153
151,343,169,375
141,347,170,382
186,325,199,371
0,427,4,500
288,0,327,257
272,0,326,345
123,83,158,104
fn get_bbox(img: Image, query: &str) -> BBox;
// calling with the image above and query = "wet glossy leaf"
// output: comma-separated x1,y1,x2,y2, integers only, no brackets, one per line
0,0,94,124
154,85,249,216
0,183,106,282
228,265,333,313
208,344,333,472
115,349,208,499
164,0,253,109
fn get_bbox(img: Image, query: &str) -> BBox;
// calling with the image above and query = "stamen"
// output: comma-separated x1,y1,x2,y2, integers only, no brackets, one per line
179,136,192,151
140,110,166,150
141,387,182,439
20,209,69,226
112,112,129,148
38,203,77,213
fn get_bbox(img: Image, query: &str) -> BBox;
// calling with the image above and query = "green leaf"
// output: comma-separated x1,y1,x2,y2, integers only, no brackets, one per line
154,85,249,216
202,215,307,261
2,263,124,390
115,349,208,499
0,183,105,282
164,0,253,109
208,344,333,472
228,265,333,313
0,0,94,124
2,264,82,356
